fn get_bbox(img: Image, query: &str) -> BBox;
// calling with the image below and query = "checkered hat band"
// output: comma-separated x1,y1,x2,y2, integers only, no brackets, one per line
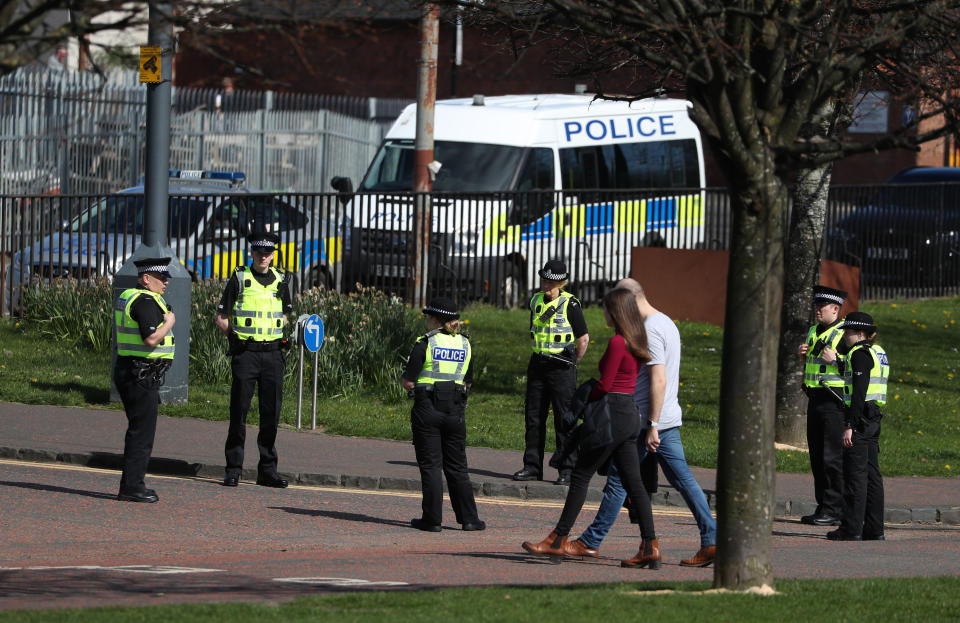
425,306,456,316
542,270,567,280
250,240,276,249
138,265,168,274
815,294,844,304
844,320,874,328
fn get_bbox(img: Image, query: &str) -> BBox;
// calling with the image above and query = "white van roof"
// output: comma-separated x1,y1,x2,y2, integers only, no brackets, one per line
386,93,698,148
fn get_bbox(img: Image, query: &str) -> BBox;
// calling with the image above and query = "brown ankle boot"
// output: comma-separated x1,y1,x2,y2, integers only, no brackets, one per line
522,530,567,563
621,538,662,569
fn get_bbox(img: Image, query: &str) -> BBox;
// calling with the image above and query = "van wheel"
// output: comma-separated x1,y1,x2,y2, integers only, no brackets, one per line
643,232,666,247
309,266,333,291
497,265,523,309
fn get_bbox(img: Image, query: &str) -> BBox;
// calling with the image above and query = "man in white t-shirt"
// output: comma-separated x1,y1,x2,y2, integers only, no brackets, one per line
564,278,718,567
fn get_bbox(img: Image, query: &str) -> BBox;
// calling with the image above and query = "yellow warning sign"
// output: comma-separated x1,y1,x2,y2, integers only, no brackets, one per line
139,46,162,83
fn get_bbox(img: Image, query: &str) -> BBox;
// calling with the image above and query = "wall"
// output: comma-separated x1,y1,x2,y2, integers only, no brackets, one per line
629,248,860,327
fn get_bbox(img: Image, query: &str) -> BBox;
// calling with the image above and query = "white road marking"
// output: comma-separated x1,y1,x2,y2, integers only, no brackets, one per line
274,577,408,587
1,565,222,574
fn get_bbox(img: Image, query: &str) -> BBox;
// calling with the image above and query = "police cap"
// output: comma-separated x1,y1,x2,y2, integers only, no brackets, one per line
839,311,877,333
812,285,846,306
247,231,280,252
423,296,459,320
538,259,568,282
133,257,172,278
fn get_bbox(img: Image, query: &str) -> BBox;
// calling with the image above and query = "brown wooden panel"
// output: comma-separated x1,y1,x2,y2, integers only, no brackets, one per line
629,247,860,327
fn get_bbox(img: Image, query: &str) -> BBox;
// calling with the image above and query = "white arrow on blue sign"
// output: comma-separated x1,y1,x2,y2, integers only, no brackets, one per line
303,315,324,352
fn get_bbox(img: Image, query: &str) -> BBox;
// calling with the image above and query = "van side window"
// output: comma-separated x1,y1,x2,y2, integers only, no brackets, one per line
559,139,701,191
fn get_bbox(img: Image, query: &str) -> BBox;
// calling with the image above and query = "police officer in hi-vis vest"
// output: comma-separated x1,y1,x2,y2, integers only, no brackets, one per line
215,232,293,488
401,297,485,532
114,257,176,503
513,259,589,485
821,311,889,541
797,285,848,526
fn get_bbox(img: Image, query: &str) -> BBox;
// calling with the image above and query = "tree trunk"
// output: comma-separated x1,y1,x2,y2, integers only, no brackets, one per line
713,180,785,591
774,164,833,446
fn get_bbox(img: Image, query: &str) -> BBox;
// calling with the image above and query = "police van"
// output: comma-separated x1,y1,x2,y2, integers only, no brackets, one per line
340,93,705,305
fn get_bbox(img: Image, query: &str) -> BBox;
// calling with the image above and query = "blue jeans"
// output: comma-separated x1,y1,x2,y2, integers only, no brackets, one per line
578,426,716,548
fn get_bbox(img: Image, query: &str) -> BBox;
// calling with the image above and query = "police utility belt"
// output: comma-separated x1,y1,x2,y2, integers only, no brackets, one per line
413,381,468,408
533,351,576,367
242,339,285,352
121,357,171,383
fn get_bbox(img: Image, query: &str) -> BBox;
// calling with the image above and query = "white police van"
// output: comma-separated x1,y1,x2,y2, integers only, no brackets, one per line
342,93,705,305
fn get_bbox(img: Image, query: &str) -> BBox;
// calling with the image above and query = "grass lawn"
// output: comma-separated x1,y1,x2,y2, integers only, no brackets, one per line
2,578,959,622
1,297,958,477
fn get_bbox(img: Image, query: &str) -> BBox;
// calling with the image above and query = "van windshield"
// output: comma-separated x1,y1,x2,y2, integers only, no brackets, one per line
360,139,526,192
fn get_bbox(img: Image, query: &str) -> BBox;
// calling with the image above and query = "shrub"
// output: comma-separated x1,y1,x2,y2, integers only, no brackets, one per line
18,279,424,400
19,278,113,351
294,286,423,401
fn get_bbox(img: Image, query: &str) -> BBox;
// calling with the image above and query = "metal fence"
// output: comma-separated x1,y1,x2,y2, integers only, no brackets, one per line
2,183,957,316
0,68,411,196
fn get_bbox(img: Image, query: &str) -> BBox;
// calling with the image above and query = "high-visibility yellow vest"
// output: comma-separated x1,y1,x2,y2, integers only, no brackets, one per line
843,344,889,407
804,322,845,388
530,291,576,356
231,266,285,342
114,288,175,359
416,330,471,386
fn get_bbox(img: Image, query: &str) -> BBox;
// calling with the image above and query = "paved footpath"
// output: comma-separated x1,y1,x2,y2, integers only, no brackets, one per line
1,401,958,525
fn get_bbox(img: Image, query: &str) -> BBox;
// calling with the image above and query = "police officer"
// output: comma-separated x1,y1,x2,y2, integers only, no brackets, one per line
215,232,293,488
401,297,485,532
114,257,176,503
513,259,589,485
823,311,889,541
798,285,847,525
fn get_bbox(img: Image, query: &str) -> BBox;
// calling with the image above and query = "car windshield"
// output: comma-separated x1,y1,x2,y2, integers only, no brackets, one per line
70,195,210,237
360,139,526,192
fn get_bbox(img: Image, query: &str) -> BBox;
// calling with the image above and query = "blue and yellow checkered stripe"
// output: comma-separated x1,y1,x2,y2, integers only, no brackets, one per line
484,195,703,244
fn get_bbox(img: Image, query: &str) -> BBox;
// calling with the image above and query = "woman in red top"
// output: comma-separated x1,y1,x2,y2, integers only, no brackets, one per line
522,288,661,568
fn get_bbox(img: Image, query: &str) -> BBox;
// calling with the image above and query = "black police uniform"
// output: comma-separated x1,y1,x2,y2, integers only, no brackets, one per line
402,333,482,530
116,288,168,498
217,262,293,485
806,318,847,522
520,292,588,481
835,343,885,539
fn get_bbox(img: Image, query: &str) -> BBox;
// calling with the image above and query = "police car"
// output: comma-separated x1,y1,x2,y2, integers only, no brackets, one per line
828,167,960,291
6,170,342,312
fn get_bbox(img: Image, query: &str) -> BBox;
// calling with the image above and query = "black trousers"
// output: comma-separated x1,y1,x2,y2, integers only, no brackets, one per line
115,363,160,494
225,349,284,478
840,417,885,537
806,390,846,517
410,392,480,526
523,355,577,475
555,393,656,540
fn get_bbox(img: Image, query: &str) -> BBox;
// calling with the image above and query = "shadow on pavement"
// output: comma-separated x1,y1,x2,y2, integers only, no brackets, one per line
0,480,116,500
85,452,203,477
270,506,410,528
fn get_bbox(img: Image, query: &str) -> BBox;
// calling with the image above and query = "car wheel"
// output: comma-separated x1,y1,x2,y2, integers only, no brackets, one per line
309,266,333,291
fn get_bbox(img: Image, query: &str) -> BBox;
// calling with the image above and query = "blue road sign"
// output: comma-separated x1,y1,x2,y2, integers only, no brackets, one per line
303,314,324,352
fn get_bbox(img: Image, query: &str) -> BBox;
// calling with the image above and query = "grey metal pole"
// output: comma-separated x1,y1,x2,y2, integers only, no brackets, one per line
297,339,304,430
110,3,190,405
311,349,319,430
